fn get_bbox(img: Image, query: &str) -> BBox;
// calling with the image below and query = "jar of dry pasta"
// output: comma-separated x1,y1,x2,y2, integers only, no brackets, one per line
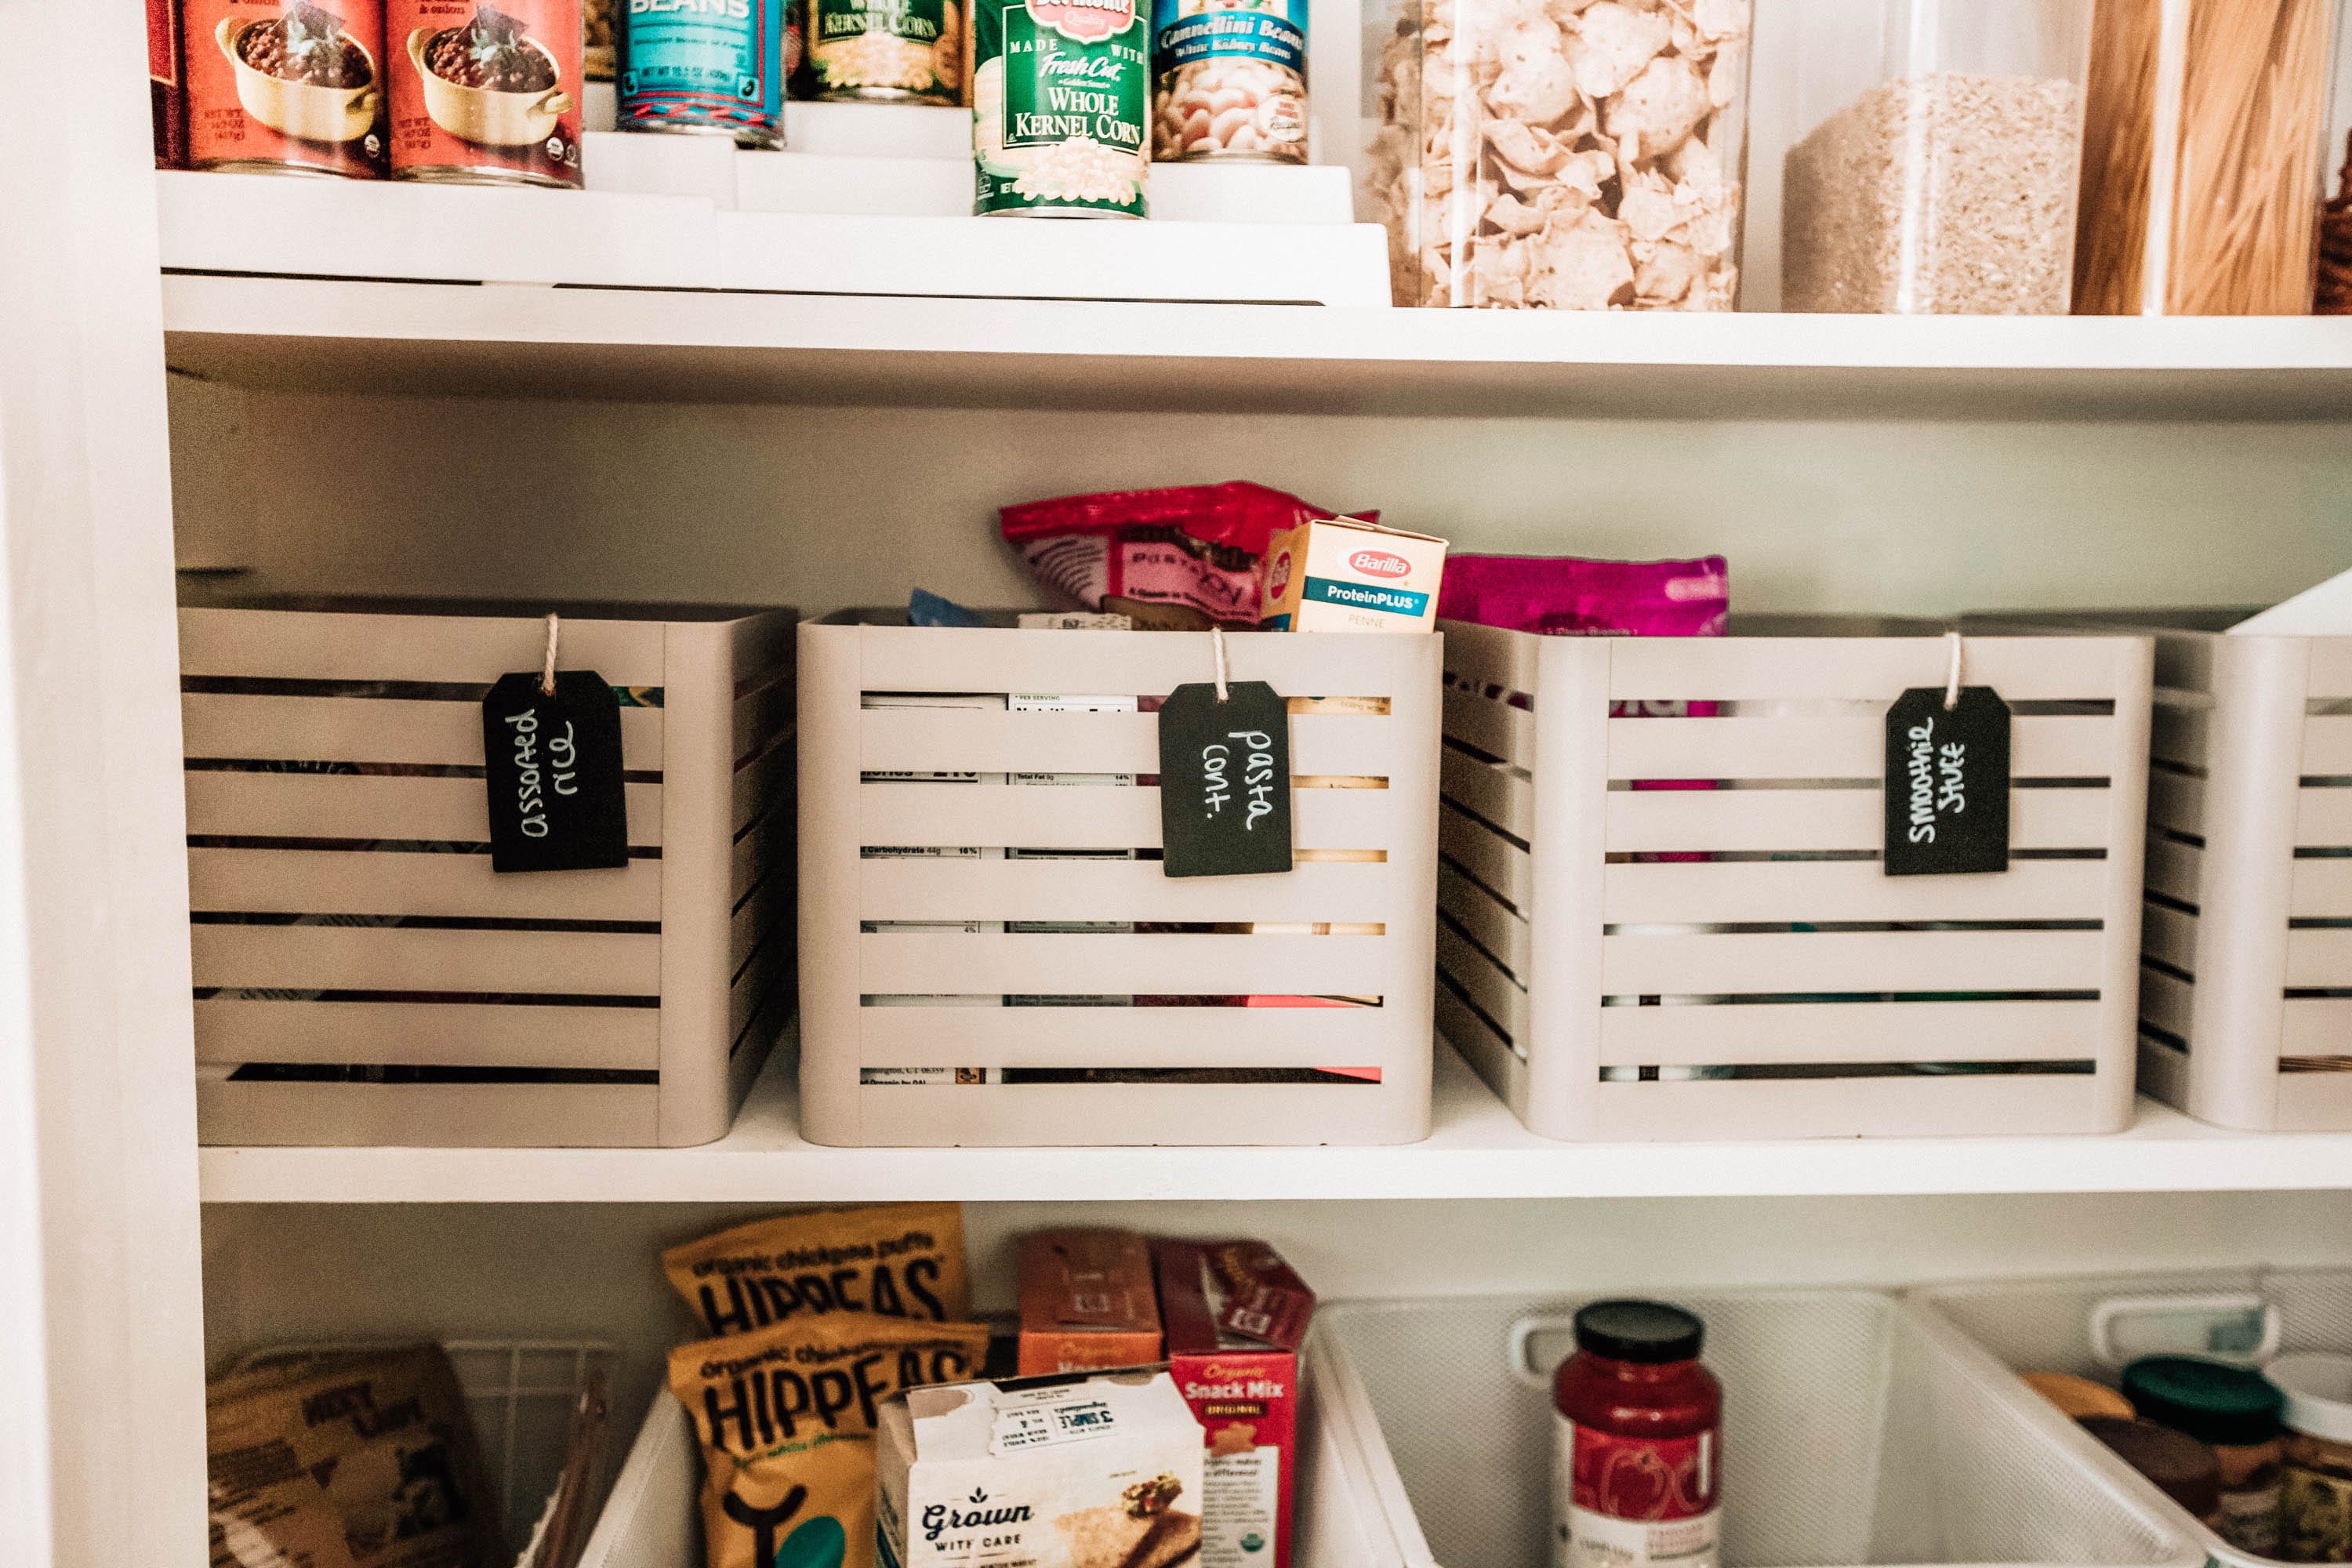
1366,0,1753,308
1780,0,2096,314
809,0,964,103
2075,0,2343,315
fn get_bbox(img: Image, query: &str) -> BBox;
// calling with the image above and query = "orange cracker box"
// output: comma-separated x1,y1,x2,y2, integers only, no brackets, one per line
1153,1239,1304,1568
1017,1228,1163,1376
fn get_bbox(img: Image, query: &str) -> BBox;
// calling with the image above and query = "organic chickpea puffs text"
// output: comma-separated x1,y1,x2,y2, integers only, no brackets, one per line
663,1203,971,1339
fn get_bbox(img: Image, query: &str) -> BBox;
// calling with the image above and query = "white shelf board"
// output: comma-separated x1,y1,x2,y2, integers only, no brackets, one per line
196,1042,2352,1204
162,270,2352,419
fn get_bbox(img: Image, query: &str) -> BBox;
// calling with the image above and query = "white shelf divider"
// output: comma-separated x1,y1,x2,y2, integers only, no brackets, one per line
194,1040,2352,1205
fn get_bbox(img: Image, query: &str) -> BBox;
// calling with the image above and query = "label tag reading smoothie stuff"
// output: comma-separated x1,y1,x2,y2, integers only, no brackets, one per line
1157,681,1292,877
481,670,627,873
1883,686,2011,877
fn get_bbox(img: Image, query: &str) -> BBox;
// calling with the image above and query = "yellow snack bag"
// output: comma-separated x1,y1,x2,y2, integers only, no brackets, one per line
663,1203,970,1339
668,1315,991,1568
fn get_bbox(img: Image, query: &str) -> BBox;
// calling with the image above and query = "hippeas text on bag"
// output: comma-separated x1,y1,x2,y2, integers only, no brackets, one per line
206,1342,499,1568
664,1203,971,1338
670,1315,992,1568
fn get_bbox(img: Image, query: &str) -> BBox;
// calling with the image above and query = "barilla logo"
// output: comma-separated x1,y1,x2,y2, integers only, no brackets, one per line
1267,549,1294,597
1348,550,1412,579
1026,0,1136,43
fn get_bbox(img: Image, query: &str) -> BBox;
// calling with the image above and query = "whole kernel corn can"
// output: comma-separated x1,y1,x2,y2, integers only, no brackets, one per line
971,0,1149,216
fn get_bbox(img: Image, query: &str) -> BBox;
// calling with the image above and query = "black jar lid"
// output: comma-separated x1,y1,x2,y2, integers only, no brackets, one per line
1574,1300,1704,1364
2121,1356,2285,1447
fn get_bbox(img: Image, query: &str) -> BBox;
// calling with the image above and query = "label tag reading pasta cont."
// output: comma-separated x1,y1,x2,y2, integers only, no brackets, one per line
482,671,629,873
1883,686,2010,877
1157,681,1293,878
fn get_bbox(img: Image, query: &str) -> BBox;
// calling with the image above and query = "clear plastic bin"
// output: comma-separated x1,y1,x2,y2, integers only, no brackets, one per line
2078,0,2347,316
1311,1289,2205,1568
1366,0,1754,309
1781,1,2096,314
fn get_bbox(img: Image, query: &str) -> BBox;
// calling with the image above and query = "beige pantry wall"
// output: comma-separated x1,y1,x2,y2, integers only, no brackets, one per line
168,380,2352,615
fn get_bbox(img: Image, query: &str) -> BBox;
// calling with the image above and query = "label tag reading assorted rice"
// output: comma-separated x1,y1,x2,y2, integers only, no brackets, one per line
1882,686,2010,877
1158,681,1292,878
972,0,1149,216
482,671,628,873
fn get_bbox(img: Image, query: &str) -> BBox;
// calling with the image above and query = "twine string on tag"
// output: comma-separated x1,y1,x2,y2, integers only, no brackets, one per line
1944,630,1963,712
1210,623,1230,703
542,613,561,699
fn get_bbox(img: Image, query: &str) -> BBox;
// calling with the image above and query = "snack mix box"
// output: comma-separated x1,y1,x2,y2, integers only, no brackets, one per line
1018,1229,1164,1376
1153,1240,1303,1568
878,1369,1206,1568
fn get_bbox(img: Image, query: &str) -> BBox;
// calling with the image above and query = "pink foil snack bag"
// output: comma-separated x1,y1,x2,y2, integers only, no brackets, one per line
1000,482,1372,629
1438,554,1729,637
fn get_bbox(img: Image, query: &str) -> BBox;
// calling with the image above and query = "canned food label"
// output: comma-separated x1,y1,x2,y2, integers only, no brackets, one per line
184,0,390,176
812,0,961,101
972,0,1148,215
618,0,783,139
1553,1418,1720,1568
1150,0,1304,160
390,0,585,187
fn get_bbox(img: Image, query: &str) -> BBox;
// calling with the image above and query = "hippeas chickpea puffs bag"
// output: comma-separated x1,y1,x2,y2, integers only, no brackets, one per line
670,1314,989,1568
663,1203,970,1339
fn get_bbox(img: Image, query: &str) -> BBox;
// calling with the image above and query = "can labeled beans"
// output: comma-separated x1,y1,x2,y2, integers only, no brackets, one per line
1150,0,1305,162
971,0,1148,216
617,0,785,144
390,0,584,187
185,0,390,178
811,0,962,103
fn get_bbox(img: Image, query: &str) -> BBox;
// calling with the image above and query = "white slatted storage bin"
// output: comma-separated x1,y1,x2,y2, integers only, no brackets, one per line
2004,619,2352,1132
182,599,796,1148
1915,1267,2352,1568
1312,1290,2203,1568
796,612,1440,1146
1436,619,2154,1141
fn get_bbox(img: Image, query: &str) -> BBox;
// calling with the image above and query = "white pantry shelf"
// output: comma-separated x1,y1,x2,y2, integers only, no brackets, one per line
162,270,2352,421
196,1044,2352,1204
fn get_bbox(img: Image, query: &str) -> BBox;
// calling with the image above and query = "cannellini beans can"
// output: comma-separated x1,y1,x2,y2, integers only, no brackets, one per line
971,0,1149,216
1149,0,1304,162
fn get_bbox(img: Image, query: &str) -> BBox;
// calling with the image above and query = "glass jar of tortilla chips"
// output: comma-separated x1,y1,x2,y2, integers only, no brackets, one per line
1366,0,1752,309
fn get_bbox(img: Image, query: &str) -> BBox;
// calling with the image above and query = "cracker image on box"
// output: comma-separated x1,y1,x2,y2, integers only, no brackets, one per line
880,1367,1207,1568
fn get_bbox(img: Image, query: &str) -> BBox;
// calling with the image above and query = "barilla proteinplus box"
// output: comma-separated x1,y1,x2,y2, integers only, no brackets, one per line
1152,1240,1305,1568
1260,515,1449,633
1018,1229,1164,1376
878,1369,1206,1568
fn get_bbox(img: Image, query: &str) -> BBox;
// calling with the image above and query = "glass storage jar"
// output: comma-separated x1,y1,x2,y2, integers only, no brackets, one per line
1780,0,2095,314
1366,0,1755,309
2077,0,2344,316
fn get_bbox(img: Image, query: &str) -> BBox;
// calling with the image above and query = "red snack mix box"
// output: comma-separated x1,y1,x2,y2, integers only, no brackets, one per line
1202,1240,1317,1352
1153,1239,1305,1568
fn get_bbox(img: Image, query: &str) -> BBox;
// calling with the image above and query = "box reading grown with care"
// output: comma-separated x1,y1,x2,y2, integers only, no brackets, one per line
880,1368,1204,1568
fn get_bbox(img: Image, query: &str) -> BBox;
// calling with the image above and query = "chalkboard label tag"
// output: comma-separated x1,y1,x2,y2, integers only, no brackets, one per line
482,670,629,873
1158,681,1294,878
1885,686,2011,877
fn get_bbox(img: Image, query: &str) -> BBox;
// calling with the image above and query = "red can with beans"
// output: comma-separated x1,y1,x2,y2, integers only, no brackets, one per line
183,0,390,177
389,0,583,187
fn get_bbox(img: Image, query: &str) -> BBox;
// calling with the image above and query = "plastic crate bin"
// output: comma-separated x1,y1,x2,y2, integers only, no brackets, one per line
1915,1267,2352,1568
795,612,1440,1146
1311,1289,2204,1568
573,1361,1384,1568
1435,618,2154,1141
182,598,795,1148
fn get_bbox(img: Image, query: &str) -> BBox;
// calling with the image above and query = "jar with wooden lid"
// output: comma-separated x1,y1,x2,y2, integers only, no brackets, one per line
2270,1352,2352,1563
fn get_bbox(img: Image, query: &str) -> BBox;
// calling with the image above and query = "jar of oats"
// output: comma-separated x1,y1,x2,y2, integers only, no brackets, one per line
1780,0,2096,314
1366,0,1754,308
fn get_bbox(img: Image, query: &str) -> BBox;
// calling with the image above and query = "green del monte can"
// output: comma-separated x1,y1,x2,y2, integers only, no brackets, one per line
971,0,1149,216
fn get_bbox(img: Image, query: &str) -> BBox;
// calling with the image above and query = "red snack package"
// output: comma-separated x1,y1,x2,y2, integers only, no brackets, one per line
1201,1240,1316,1352
1437,554,1729,637
1000,483,1369,629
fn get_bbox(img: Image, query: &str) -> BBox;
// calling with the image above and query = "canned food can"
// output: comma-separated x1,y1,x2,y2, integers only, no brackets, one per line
1149,0,1304,162
810,0,962,103
184,0,390,178
152,0,187,167
583,0,612,78
971,0,1148,216
390,0,584,187
617,0,785,145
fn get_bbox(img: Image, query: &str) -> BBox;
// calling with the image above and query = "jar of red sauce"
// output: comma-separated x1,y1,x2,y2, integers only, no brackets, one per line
1553,1300,1723,1568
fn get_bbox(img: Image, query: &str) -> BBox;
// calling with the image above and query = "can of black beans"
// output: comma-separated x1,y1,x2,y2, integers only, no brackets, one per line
184,0,390,178
390,0,584,187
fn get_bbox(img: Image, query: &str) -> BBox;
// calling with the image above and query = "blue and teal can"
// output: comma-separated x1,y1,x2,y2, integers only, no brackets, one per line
617,0,787,147
1148,0,1306,162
